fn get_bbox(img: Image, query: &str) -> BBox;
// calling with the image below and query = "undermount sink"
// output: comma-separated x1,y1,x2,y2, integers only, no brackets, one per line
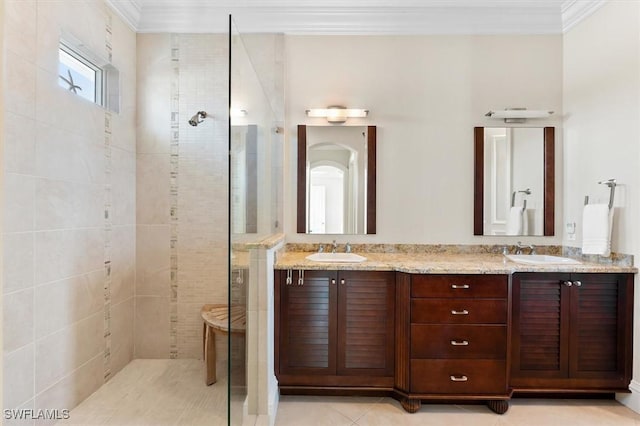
505,254,581,265
305,252,367,263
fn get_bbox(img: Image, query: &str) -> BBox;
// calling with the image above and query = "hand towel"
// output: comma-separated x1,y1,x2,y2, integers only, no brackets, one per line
506,206,524,235
582,204,614,256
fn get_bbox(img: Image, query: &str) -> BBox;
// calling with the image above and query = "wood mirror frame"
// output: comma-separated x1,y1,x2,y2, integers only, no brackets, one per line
297,124,377,234
474,126,555,236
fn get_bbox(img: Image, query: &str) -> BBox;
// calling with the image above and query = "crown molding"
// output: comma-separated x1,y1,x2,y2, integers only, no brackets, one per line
104,1,606,35
561,0,607,33
105,0,142,31
135,6,563,34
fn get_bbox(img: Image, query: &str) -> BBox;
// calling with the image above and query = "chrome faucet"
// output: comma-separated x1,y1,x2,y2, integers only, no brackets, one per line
317,244,325,253
332,240,338,253
515,241,535,255
345,242,352,253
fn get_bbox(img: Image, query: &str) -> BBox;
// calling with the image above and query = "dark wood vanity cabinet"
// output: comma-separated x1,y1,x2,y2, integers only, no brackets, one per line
511,272,633,392
397,273,511,414
275,269,395,388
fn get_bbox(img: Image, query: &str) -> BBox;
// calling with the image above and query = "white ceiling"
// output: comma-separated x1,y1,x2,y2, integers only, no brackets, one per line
106,0,606,34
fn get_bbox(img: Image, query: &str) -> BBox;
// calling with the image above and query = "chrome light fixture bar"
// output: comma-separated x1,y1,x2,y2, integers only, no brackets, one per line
485,108,553,123
306,106,369,123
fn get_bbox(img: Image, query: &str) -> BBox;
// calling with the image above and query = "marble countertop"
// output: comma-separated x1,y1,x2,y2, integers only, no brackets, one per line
275,252,637,274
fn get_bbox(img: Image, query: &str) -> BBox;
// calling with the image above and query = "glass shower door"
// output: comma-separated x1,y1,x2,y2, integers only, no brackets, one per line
228,16,283,425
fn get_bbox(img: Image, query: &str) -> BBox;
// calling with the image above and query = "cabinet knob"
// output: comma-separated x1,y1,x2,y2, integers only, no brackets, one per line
450,340,469,346
331,279,336,285
340,279,346,285
451,284,470,289
451,309,469,315
573,280,582,287
450,375,468,382
563,280,573,287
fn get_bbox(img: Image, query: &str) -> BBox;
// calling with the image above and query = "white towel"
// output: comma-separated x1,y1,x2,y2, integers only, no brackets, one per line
506,206,525,235
582,204,614,256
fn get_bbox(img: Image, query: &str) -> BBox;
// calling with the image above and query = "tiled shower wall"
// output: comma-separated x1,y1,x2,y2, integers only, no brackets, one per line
136,34,229,359
2,0,136,420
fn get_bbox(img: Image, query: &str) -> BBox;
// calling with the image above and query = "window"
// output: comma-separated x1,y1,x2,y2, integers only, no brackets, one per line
58,42,103,105
57,40,119,113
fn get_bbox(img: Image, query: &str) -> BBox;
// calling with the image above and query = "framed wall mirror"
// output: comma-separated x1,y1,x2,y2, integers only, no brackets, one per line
474,127,555,236
297,125,376,234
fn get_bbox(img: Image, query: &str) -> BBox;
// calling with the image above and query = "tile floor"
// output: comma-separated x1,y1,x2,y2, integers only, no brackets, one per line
60,359,640,426
275,395,640,426
57,359,240,426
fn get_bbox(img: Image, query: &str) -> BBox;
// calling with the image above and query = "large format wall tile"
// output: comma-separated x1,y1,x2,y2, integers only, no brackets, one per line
136,154,169,225
4,111,36,175
35,179,103,231
135,297,171,358
111,225,135,305
3,288,34,353
3,344,35,411
110,298,134,376
34,270,103,339
34,228,103,285
35,313,103,394
3,232,34,294
3,173,35,233
136,225,170,297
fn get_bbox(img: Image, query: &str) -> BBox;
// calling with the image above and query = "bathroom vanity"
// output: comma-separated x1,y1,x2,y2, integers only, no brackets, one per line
274,252,634,414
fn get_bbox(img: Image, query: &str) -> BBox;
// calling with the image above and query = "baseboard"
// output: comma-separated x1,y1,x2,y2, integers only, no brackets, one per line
617,380,640,414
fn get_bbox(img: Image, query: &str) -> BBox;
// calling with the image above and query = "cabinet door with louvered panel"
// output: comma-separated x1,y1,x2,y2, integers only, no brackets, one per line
337,271,395,377
569,273,633,385
278,270,338,376
511,273,571,383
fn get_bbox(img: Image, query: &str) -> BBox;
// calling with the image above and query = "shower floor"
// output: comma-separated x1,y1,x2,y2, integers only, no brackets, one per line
57,359,243,426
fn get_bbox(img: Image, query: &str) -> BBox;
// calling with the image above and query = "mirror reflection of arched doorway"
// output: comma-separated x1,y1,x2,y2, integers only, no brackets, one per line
306,139,359,234
309,164,346,233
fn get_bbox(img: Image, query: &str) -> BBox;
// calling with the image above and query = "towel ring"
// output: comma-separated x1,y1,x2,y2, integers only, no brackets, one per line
584,179,616,209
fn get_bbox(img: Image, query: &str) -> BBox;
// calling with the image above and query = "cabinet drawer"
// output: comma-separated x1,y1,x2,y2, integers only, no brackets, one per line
410,359,507,394
412,275,508,298
411,324,507,359
411,299,507,324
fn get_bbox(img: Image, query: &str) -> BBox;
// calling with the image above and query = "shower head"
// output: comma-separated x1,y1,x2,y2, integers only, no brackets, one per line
188,111,208,126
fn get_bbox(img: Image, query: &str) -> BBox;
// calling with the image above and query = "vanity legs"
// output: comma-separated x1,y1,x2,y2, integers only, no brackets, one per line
399,398,509,414
487,400,509,414
400,398,421,413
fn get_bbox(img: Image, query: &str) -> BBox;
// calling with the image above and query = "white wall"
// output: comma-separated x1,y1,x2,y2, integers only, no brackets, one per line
285,35,563,244
562,0,640,411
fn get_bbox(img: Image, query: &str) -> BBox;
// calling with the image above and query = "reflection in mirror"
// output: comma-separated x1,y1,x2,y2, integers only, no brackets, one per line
297,125,376,234
474,127,554,236
231,125,257,233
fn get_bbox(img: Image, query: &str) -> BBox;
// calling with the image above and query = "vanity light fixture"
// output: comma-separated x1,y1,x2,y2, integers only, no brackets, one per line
485,108,553,123
306,106,369,124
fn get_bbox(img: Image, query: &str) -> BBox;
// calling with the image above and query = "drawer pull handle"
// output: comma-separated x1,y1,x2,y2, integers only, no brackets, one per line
450,340,469,346
450,375,468,382
451,284,470,289
451,309,469,315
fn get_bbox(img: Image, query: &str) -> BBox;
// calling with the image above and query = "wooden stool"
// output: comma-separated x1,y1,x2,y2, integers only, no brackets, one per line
201,304,246,385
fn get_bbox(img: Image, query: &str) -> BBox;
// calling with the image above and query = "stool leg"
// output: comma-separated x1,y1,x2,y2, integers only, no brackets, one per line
205,326,217,385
